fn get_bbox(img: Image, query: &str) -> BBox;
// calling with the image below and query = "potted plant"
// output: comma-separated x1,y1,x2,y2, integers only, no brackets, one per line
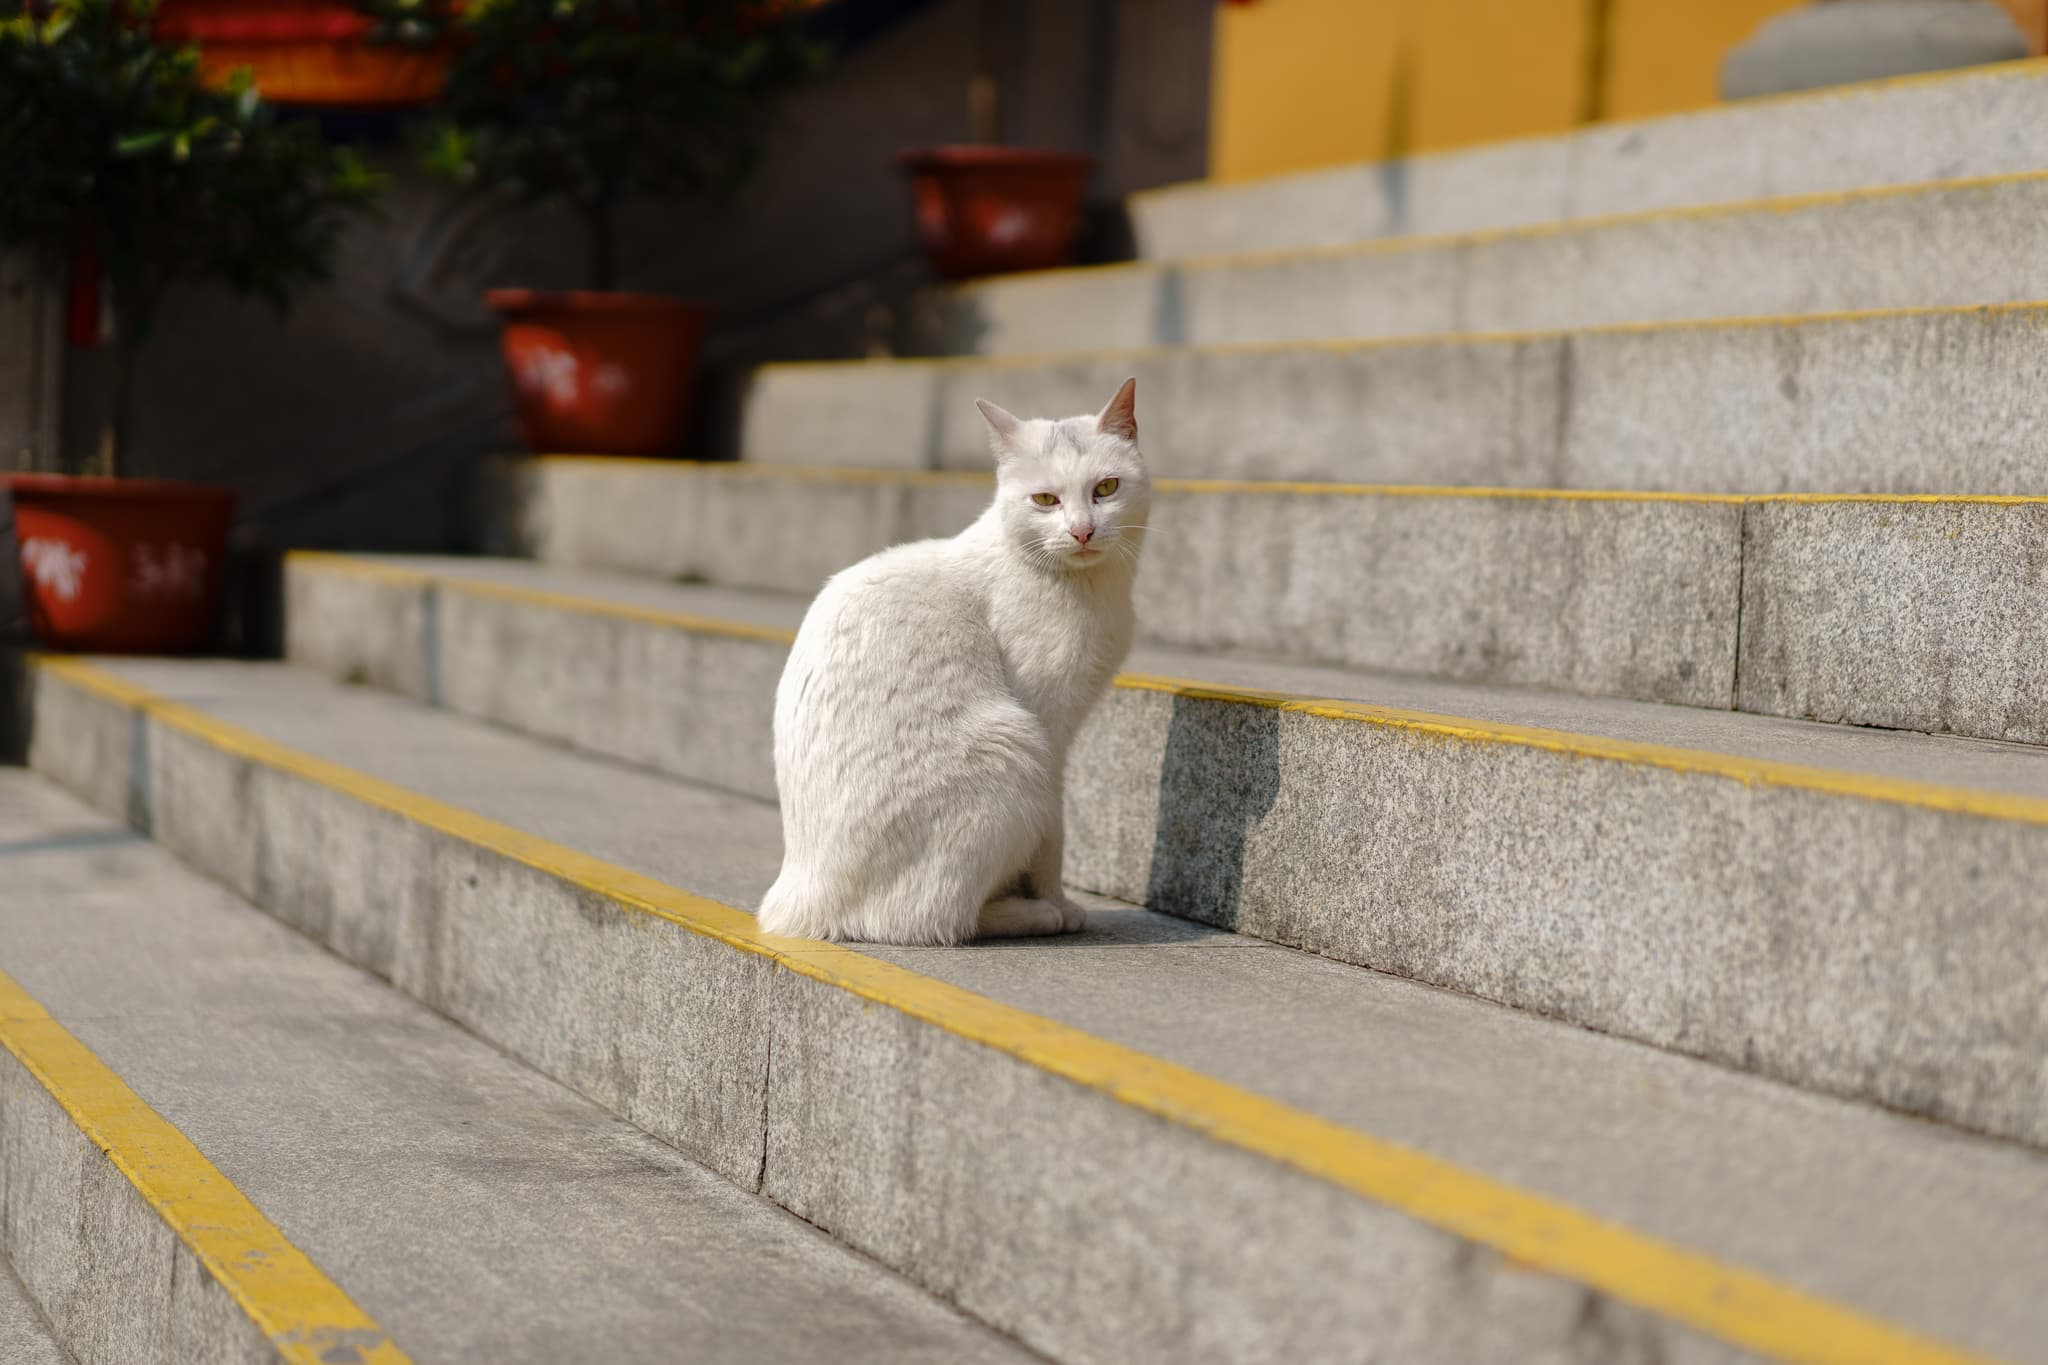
898,0,1093,280
419,0,820,457
899,145,1095,280
154,0,453,111
0,0,379,653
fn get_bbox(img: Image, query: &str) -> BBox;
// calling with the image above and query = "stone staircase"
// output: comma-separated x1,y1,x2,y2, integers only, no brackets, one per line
8,56,2048,1365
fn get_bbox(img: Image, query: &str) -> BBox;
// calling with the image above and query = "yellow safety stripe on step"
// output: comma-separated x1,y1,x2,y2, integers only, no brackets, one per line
531,455,1719,500
293,552,802,647
1123,57,2048,212
32,653,2014,1365
284,551,2048,831
0,964,409,1365
1113,674,2048,827
525,456,995,486
748,300,2048,375
524,458,2048,509
954,165,2048,286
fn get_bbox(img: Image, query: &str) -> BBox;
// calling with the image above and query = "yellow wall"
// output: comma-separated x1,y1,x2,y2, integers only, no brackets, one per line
1210,0,2048,183
1208,0,1402,181
1601,0,1805,119
1407,0,1591,153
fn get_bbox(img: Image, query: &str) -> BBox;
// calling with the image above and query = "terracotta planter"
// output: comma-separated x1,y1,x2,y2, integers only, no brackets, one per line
487,290,708,456
899,147,1095,279
6,475,235,654
154,1,451,108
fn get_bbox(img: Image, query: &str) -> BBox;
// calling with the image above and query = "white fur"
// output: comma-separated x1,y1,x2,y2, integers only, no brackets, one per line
758,379,1148,944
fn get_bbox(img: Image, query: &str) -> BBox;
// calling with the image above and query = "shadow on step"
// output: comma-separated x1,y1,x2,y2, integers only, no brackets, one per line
1146,693,1282,932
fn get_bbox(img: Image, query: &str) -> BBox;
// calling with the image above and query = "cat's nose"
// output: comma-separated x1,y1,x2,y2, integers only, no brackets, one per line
1070,524,1094,546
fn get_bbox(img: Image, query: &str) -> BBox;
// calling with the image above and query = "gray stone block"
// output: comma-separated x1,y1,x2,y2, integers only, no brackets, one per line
0,1258,68,1365
931,339,1565,485
501,459,988,594
944,174,2048,356
1172,240,1466,348
0,982,283,1365
936,264,1166,356
760,969,1728,1365
1135,488,1741,708
1560,303,2048,494
1126,140,1588,266
284,557,435,700
436,587,787,800
1132,59,2048,262
740,361,938,468
491,465,1745,711
1737,497,2048,742
1130,163,1401,263
488,470,2048,739
733,304,2048,493
1459,174,2048,332
1721,1,2027,101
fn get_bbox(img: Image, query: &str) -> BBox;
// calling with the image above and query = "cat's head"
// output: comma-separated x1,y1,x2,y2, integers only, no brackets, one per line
975,378,1150,573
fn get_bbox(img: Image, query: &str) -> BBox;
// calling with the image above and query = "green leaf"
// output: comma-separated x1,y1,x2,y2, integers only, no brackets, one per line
114,129,172,156
1,0,381,341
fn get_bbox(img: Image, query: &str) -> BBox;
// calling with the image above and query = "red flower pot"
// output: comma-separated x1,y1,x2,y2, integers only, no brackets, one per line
6,475,236,654
154,0,451,108
487,290,708,456
899,147,1096,280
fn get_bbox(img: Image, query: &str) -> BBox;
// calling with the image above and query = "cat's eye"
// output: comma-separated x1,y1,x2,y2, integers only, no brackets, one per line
1030,492,1059,507
1093,478,1120,499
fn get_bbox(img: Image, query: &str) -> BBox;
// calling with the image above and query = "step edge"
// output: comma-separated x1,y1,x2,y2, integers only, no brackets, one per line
515,458,2048,509
954,166,2048,292
745,298,2048,376
1124,57,2048,215
0,958,407,1365
286,553,2048,831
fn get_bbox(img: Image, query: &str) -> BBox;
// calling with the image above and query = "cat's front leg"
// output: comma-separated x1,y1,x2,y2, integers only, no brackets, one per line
1026,820,1086,934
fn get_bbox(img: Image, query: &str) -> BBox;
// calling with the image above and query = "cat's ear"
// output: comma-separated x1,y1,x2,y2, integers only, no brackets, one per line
1096,377,1138,443
974,398,1024,463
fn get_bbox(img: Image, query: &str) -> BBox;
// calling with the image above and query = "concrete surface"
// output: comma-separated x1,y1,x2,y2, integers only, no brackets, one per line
488,463,1746,710
0,1260,67,1365
1137,488,1741,708
1721,1,2026,100
1739,497,2048,743
1129,59,2048,260
0,770,1032,1365
737,304,2048,495
489,462,2048,740
279,554,2048,1148
28,659,2048,1363
929,173,2048,356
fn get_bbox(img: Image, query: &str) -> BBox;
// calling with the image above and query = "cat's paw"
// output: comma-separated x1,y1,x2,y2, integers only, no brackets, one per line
1054,897,1086,934
976,896,1068,939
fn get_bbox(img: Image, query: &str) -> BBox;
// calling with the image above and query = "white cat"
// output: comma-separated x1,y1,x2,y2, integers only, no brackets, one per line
758,379,1149,945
